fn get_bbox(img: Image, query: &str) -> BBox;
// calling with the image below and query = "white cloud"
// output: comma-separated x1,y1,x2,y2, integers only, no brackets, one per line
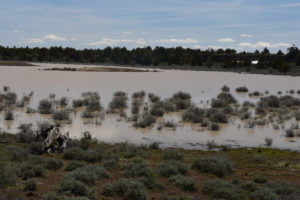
90,38,133,46
28,34,67,44
150,38,198,44
89,38,198,46
28,38,44,44
193,44,201,49
13,30,20,33
135,38,147,45
43,34,67,41
123,31,132,34
239,42,291,49
218,38,235,43
240,34,253,38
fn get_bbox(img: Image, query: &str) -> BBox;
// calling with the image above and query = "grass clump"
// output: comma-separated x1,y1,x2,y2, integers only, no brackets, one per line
169,175,196,192
158,160,188,178
193,156,234,177
202,179,244,200
102,178,149,200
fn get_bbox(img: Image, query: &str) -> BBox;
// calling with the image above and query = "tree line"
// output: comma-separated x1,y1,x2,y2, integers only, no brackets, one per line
0,45,300,72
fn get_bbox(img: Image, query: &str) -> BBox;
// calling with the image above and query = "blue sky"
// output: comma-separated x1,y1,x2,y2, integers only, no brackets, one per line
1,0,300,52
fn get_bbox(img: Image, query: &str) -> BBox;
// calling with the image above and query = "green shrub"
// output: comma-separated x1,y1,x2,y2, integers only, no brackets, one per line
17,123,36,143
236,86,249,93
171,91,191,110
250,187,279,200
0,159,17,189
4,146,28,161
158,160,188,177
24,179,38,191
79,131,94,150
18,163,45,179
66,165,108,185
148,93,160,103
222,85,230,92
202,179,244,200
58,177,90,197
150,103,165,117
102,153,120,169
253,174,268,183
217,92,237,104
52,110,70,121
102,178,149,200
64,160,85,171
134,114,156,128
210,111,228,123
119,144,148,158
72,99,84,108
242,181,258,192
169,175,196,192
162,148,184,161
193,156,234,177
122,158,156,188
44,158,64,170
38,99,53,114
26,142,44,154
4,110,14,120
44,192,70,200
182,107,204,123
209,123,220,131
149,142,160,149
60,97,68,106
132,91,145,98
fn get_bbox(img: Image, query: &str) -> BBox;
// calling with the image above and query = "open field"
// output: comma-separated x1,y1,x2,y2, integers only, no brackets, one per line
1,132,300,200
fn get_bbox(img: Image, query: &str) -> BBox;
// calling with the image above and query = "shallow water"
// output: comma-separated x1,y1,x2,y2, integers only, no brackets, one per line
0,63,300,150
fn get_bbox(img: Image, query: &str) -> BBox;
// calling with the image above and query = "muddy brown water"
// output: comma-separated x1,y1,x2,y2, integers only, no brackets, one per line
0,63,299,150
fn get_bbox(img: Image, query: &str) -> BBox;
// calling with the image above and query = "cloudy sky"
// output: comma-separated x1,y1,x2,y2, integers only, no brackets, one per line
1,0,300,52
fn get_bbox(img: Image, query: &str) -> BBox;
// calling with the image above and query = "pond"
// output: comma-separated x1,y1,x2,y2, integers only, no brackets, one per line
0,63,300,150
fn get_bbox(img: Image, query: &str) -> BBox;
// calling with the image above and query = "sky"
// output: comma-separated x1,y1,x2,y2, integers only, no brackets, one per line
0,0,300,52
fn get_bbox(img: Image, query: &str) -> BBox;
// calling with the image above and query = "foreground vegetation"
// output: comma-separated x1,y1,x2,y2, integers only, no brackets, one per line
1,45,300,75
0,131,300,200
